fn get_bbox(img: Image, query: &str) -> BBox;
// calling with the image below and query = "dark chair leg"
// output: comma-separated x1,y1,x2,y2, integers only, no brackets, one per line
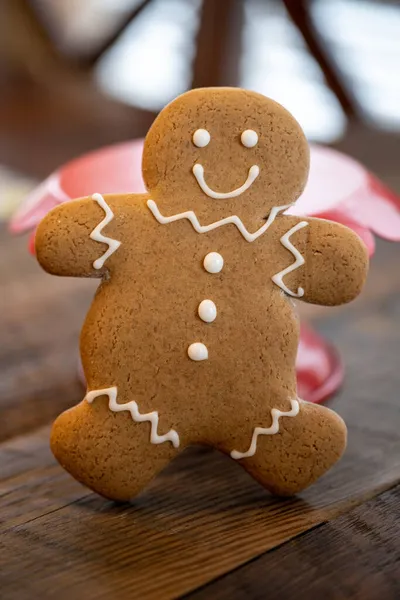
283,0,357,117
82,0,153,68
192,0,244,88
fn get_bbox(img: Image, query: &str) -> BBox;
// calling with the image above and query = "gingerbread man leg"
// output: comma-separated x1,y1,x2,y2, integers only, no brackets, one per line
50,389,180,502
215,399,347,496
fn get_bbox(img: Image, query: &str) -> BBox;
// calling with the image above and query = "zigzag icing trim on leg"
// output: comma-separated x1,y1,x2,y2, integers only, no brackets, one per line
90,193,121,269
230,399,300,459
147,199,291,242
86,386,180,448
272,221,308,297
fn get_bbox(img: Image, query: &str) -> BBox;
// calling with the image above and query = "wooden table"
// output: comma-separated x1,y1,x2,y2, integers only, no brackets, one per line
1,221,400,599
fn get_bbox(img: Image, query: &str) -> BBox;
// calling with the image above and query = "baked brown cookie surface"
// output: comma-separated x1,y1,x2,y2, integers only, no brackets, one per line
36,88,368,501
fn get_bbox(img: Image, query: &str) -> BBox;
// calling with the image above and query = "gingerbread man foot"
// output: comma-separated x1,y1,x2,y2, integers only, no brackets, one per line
51,389,180,502
224,400,347,496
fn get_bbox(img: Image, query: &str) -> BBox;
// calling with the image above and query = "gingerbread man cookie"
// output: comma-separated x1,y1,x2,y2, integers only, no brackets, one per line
36,88,369,501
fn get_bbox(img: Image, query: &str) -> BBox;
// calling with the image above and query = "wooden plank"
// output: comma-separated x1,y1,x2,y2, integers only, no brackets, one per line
189,484,400,600
0,427,91,532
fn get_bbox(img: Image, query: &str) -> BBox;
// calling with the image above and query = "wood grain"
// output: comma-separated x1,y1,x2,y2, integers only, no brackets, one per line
0,421,398,599
188,484,400,600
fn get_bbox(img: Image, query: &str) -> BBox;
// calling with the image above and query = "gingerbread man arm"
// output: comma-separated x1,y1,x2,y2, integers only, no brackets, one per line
302,217,369,306
35,194,121,278
272,216,368,306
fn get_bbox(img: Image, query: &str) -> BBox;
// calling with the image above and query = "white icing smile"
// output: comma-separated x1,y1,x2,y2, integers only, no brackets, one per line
192,163,259,199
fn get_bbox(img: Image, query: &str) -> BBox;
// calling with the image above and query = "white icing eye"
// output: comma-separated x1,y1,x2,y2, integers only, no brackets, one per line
241,130,258,148
193,129,210,148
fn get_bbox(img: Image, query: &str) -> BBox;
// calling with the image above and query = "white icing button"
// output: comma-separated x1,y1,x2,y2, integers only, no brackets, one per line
241,129,258,148
203,252,224,274
188,343,208,361
193,129,210,148
198,299,217,323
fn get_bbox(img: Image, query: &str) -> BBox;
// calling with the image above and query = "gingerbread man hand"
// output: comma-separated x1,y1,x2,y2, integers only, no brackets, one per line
265,214,369,305
36,88,368,501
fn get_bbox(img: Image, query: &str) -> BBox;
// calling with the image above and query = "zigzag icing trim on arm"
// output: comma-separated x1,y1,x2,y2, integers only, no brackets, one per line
272,221,308,297
90,193,121,269
147,199,291,242
230,399,300,460
86,387,180,448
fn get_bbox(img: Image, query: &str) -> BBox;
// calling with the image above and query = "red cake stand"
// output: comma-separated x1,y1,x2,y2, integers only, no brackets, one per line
11,141,400,403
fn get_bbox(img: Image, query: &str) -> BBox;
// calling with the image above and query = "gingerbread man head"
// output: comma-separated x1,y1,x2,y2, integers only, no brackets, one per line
142,87,309,229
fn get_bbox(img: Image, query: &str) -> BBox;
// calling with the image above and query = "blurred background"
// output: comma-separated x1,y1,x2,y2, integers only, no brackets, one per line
0,0,399,220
